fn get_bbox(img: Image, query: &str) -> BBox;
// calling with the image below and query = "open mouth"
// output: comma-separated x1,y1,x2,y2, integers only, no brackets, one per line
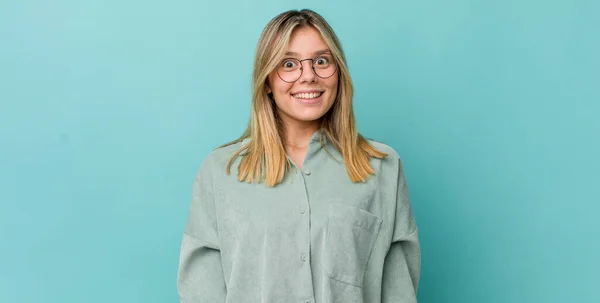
291,91,323,100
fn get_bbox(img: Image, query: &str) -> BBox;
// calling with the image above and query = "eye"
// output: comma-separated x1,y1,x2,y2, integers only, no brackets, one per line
281,59,298,69
315,56,330,66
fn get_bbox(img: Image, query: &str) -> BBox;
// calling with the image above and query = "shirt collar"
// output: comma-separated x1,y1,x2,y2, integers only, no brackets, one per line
240,129,327,146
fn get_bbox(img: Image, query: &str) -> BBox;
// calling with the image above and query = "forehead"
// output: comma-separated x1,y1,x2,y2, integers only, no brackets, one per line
284,26,330,56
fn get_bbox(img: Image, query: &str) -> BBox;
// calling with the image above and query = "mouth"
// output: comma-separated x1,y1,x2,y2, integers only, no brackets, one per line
291,91,324,104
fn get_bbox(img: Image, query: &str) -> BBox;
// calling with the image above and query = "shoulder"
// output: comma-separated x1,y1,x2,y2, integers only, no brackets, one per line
365,138,407,177
196,140,246,178
366,138,402,162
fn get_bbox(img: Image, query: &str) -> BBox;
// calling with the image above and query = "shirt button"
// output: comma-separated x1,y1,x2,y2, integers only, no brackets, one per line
303,169,311,175
305,300,310,303
301,254,307,262
300,208,306,214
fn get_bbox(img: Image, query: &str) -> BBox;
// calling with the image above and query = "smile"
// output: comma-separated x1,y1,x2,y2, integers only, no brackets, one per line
291,91,323,99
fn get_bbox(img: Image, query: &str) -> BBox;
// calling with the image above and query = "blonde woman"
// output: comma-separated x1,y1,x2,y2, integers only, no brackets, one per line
177,9,420,303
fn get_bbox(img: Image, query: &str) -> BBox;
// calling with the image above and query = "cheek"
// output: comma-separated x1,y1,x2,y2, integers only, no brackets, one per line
326,76,339,99
268,73,293,95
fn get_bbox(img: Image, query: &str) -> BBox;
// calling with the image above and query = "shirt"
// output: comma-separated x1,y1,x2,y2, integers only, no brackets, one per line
177,130,420,303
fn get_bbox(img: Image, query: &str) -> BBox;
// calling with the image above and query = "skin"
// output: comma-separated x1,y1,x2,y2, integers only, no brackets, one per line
266,26,339,168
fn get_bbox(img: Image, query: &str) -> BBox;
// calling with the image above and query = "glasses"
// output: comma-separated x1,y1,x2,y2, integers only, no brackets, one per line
276,54,337,83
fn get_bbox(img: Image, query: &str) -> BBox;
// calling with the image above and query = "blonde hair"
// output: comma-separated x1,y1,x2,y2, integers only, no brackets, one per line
220,9,387,187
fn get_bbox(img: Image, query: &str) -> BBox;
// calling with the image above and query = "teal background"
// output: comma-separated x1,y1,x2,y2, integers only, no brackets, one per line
1,0,598,302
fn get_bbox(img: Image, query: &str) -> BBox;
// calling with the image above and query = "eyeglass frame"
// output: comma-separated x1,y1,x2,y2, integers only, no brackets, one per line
276,55,338,83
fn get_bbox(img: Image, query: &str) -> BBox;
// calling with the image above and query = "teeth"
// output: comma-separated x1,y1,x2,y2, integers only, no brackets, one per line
293,92,322,99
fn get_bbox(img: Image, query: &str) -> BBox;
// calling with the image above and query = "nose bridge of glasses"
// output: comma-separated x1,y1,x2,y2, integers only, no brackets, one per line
298,58,316,69
297,58,318,81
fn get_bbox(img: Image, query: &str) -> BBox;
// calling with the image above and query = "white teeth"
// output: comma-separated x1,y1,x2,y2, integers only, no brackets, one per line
293,92,322,99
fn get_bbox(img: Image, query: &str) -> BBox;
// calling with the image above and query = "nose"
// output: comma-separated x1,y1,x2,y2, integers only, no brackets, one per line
298,59,318,83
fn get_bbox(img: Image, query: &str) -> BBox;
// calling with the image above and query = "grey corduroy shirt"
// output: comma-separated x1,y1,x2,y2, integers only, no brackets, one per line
177,130,420,303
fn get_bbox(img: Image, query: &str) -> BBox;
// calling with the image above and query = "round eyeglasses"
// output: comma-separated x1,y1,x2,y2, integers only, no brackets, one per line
276,54,337,83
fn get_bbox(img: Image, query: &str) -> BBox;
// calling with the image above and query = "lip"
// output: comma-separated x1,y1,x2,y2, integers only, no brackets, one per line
292,91,324,105
290,89,325,95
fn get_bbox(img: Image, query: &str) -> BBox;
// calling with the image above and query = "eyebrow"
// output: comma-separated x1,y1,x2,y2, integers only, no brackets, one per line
284,49,331,57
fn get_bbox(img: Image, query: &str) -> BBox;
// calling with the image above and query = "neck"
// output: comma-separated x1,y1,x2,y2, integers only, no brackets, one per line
281,119,320,149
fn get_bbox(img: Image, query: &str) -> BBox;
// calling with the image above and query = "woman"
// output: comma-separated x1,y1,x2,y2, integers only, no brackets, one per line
177,9,420,303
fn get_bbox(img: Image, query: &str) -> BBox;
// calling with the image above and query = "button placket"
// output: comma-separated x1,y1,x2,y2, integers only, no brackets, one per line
296,157,315,303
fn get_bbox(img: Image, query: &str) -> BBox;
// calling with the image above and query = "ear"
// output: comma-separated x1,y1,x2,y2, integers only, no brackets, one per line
265,81,272,94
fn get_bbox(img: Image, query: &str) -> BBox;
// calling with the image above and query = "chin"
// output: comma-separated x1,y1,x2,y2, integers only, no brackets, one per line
287,114,323,123
293,108,330,122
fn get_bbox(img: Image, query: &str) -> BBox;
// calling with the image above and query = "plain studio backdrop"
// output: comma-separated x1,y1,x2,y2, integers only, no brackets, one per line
1,0,598,302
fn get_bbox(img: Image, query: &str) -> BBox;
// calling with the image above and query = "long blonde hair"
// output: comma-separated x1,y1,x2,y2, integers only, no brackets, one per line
220,9,387,187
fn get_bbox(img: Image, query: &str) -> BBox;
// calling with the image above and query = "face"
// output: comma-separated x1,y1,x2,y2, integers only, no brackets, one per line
266,26,339,127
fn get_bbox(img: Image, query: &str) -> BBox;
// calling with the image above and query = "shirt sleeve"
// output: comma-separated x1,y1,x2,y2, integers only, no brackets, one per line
381,157,421,302
177,158,227,302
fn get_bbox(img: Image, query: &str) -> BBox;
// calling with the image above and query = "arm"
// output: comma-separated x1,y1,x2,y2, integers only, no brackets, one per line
177,159,227,302
381,157,421,302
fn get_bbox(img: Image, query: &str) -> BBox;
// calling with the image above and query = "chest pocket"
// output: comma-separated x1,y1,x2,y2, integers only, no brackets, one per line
324,203,383,287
